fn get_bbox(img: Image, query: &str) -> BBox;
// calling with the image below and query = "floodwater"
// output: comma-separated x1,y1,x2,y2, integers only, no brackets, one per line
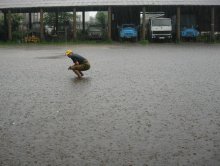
0,43,220,166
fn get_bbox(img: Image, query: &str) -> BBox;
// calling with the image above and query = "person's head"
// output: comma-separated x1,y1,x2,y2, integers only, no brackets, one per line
65,50,73,57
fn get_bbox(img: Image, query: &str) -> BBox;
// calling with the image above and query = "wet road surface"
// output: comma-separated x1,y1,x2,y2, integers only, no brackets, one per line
0,43,220,165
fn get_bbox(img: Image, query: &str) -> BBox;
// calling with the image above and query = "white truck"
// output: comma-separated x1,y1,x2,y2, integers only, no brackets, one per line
148,18,172,41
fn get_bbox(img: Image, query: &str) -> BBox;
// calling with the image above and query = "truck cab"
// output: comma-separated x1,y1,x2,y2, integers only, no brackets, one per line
148,18,172,41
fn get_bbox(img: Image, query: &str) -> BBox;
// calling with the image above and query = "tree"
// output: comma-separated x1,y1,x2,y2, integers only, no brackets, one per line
0,13,23,41
44,12,73,27
96,12,107,28
11,14,23,31
44,13,56,27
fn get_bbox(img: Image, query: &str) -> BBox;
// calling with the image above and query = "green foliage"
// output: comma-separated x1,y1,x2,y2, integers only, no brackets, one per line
44,13,55,26
44,12,73,27
0,15,3,26
76,31,88,40
96,12,107,27
139,40,149,45
12,31,23,41
0,13,23,41
0,15,5,34
11,14,23,31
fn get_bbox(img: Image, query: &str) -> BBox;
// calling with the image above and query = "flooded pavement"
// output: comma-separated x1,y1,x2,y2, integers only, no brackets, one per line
0,43,220,166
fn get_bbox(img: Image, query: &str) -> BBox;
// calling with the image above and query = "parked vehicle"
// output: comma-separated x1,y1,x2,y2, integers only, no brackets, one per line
179,14,200,41
118,24,138,41
148,18,172,41
181,27,200,40
87,24,104,39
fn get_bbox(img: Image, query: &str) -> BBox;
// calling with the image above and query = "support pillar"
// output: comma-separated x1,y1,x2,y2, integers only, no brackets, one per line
40,8,44,40
29,12,32,30
7,10,12,41
211,7,215,41
142,6,146,40
108,6,112,40
176,6,181,42
3,12,7,40
73,8,77,40
82,11,85,33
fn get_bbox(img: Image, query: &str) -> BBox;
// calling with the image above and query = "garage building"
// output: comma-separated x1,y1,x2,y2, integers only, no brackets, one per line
0,0,219,41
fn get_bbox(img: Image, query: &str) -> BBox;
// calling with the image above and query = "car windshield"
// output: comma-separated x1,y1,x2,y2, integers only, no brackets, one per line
152,19,171,26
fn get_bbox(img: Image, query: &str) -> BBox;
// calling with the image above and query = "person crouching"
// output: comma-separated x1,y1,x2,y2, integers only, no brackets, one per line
65,50,90,78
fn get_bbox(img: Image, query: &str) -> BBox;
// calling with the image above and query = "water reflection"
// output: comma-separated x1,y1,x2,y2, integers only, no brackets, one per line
36,55,64,59
71,77,92,84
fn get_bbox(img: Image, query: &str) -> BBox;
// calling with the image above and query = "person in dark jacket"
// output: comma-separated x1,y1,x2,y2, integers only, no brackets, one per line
65,50,90,78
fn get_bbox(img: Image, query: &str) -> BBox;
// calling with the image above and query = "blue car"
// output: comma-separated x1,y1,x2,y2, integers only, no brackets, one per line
181,27,200,40
119,24,138,41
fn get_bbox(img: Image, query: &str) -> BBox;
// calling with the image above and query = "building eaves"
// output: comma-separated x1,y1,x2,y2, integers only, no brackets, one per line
0,0,220,10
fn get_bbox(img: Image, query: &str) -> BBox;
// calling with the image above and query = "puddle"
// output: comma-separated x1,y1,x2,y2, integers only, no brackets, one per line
36,55,64,59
